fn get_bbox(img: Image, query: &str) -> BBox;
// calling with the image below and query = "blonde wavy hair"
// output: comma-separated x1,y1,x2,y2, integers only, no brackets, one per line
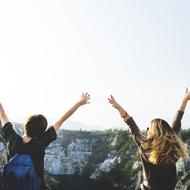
147,119,188,165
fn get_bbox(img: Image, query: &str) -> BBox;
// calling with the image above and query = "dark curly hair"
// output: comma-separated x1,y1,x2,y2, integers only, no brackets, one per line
24,114,47,138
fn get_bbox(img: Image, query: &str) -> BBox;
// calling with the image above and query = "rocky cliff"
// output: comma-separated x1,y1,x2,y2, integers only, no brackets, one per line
0,123,190,190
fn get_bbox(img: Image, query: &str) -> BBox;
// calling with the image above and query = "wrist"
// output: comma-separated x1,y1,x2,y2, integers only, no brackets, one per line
75,102,81,108
182,98,188,104
121,112,128,118
123,114,130,122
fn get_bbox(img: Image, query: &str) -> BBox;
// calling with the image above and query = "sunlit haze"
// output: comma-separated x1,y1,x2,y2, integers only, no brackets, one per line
0,0,190,130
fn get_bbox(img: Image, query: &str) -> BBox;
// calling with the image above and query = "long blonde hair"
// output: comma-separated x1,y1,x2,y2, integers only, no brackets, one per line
147,119,188,165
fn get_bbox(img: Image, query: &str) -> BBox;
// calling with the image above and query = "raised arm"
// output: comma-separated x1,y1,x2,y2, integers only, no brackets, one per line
53,93,90,132
108,95,149,160
108,95,140,135
0,103,9,126
172,88,190,133
179,88,190,112
108,95,131,121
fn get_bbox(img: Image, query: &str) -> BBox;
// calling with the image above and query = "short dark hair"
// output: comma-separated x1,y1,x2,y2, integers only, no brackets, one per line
24,114,47,138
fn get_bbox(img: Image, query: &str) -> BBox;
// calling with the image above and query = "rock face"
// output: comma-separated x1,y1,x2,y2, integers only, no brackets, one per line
0,123,190,190
90,153,121,179
45,138,97,175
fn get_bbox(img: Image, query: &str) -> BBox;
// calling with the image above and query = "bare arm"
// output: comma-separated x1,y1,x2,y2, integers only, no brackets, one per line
108,95,141,135
108,95,131,121
0,103,9,126
179,88,190,112
108,95,148,160
172,88,190,132
53,93,90,132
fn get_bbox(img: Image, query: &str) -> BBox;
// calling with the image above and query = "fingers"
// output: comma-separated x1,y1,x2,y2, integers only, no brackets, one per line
85,95,90,103
82,92,90,98
80,93,119,106
81,92,90,104
108,96,113,104
108,95,116,104
108,98,112,103
84,93,90,101
185,87,190,96
183,87,190,102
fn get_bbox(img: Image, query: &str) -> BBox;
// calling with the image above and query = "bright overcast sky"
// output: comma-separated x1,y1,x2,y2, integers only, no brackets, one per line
0,0,190,130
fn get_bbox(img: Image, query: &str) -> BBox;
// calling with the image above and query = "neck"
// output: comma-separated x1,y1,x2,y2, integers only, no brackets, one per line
22,134,32,143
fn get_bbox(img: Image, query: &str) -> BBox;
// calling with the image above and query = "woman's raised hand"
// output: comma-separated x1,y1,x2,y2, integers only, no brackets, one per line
183,88,190,102
108,95,121,110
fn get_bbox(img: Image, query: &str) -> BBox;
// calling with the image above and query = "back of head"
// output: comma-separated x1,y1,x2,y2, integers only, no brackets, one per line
150,119,174,138
24,114,47,138
148,118,187,165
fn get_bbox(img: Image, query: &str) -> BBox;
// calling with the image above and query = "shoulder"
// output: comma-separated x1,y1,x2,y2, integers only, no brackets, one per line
0,122,18,138
45,126,57,138
1,122,14,130
31,126,57,149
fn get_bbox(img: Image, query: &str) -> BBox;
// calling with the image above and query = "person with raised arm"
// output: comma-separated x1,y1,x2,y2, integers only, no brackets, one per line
108,89,190,190
0,92,90,190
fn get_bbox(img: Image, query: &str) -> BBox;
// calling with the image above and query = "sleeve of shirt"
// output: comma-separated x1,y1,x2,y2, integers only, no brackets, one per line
0,122,20,145
172,111,184,134
37,126,57,148
0,122,21,158
0,121,2,130
126,117,148,160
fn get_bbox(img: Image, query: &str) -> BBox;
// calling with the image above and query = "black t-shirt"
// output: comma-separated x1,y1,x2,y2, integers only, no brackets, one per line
0,122,57,189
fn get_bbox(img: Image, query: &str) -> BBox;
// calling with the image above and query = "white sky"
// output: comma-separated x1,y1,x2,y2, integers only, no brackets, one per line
0,0,190,130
